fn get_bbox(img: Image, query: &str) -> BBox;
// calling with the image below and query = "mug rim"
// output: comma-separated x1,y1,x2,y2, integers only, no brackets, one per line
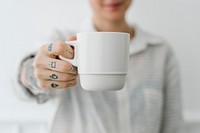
77,32,130,36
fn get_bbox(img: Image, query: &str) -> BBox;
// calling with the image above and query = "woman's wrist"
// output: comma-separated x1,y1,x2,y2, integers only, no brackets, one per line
20,56,50,94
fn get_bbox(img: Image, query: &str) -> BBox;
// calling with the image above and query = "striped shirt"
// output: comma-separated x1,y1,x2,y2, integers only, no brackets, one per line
14,19,184,133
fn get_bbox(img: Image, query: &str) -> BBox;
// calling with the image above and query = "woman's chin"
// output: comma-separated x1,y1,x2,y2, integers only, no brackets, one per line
105,13,125,22
102,8,126,22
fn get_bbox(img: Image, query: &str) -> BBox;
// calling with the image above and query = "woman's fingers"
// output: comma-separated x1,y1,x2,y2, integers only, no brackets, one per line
44,41,74,59
34,61,78,90
34,69,77,81
37,79,77,90
33,57,77,74
32,37,78,90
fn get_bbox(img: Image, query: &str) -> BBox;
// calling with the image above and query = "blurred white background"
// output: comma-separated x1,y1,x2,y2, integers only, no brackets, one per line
0,0,200,132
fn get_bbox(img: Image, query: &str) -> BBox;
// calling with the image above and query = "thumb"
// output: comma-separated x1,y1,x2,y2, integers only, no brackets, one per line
62,36,77,59
67,36,77,41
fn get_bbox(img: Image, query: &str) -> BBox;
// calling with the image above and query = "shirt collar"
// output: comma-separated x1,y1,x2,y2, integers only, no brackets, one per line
130,25,163,55
79,19,163,55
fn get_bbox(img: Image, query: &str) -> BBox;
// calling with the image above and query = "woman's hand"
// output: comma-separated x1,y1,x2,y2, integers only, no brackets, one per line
33,36,78,90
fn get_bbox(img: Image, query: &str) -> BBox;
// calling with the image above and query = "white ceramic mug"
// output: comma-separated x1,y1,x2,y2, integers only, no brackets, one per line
59,32,130,91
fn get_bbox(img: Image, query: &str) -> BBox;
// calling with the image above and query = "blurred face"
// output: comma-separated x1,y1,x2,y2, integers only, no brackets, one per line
89,0,132,22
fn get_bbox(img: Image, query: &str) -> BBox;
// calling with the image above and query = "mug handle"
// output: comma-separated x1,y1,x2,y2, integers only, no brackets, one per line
59,41,78,67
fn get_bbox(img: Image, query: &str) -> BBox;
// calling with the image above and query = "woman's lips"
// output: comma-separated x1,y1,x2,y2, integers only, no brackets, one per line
104,2,123,11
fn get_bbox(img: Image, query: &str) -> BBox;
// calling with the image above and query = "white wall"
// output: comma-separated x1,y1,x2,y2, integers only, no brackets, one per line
0,0,200,132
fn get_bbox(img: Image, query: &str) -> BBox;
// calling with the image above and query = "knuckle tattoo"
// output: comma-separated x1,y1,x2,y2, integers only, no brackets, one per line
49,61,57,68
48,43,53,51
66,49,73,55
49,74,58,79
69,64,77,73
67,82,73,87
51,83,59,88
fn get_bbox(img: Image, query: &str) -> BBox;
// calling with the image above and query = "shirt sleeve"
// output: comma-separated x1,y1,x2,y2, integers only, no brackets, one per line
160,45,185,133
13,52,55,104
13,28,75,104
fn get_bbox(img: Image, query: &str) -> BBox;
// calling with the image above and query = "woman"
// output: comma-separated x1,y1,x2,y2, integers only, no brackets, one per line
15,0,184,133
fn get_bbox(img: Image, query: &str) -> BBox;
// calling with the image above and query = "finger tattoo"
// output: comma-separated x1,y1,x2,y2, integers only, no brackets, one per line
69,64,77,73
67,82,73,86
48,43,53,51
51,83,59,88
49,74,58,79
49,61,56,68
66,49,73,55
